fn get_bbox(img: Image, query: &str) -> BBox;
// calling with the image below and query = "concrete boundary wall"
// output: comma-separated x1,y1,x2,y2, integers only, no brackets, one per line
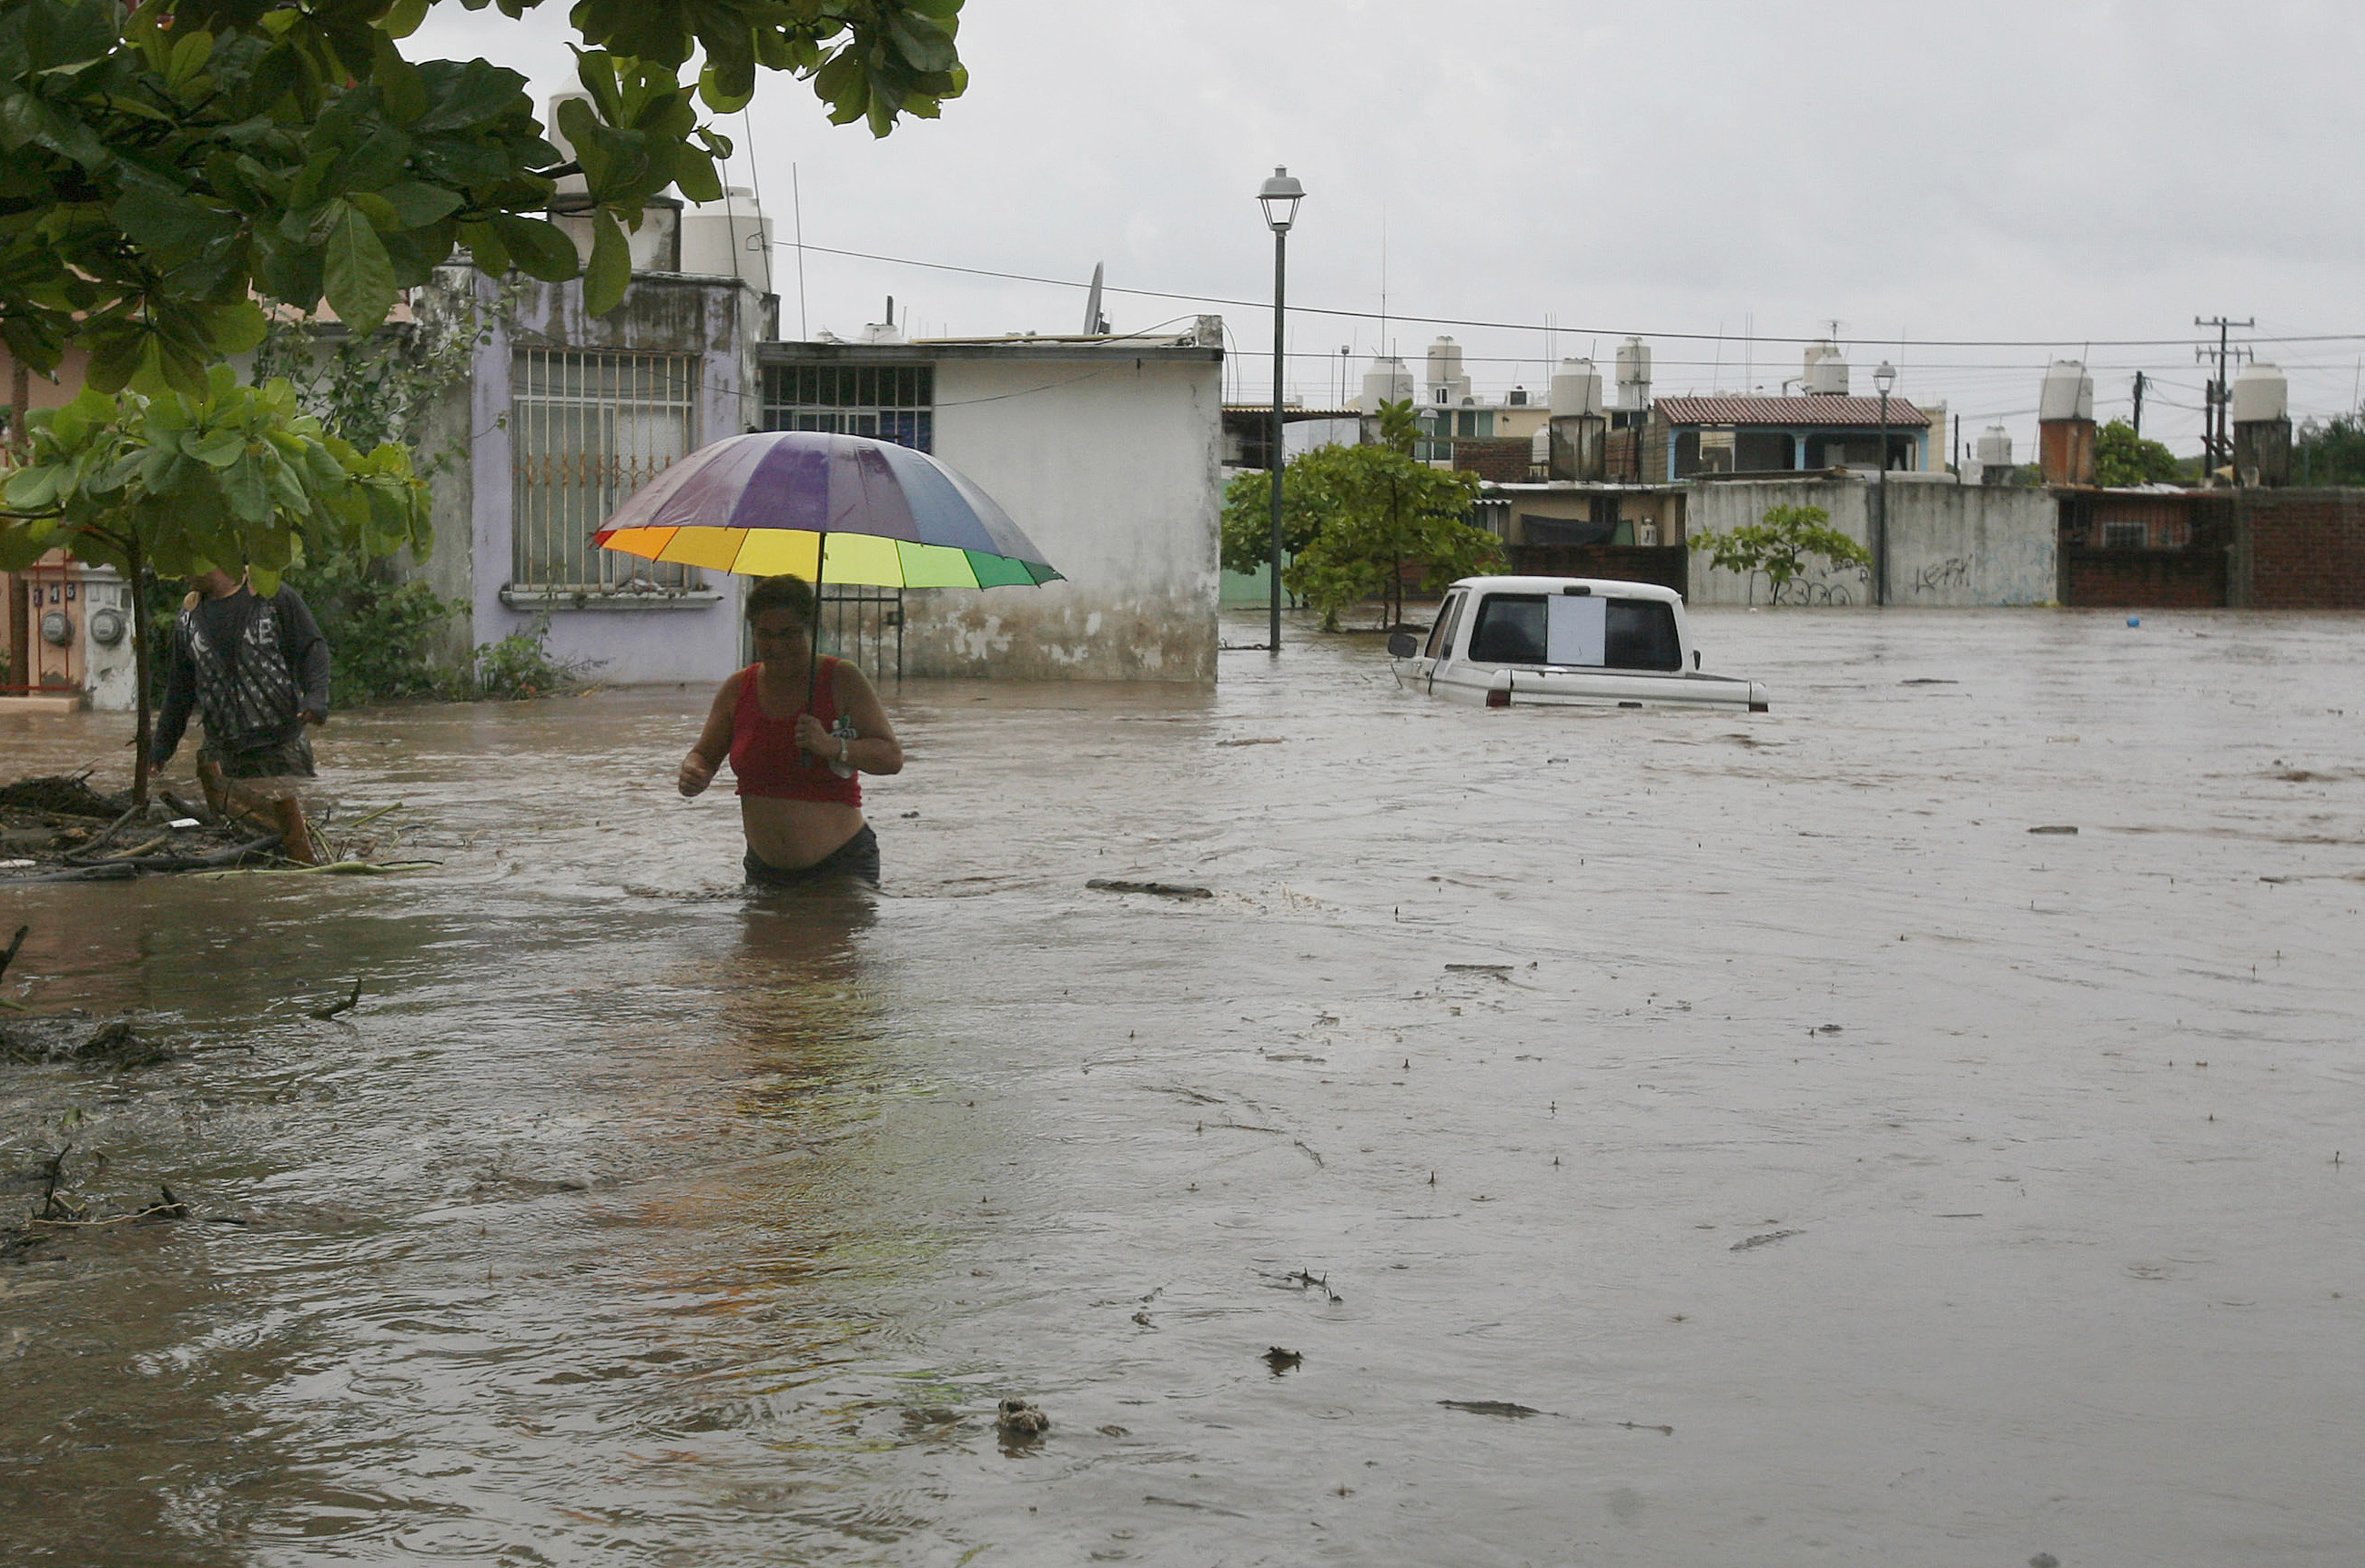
1685,477,2056,607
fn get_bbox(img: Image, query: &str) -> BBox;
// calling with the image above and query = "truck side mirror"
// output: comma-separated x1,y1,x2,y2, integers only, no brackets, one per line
1388,632,1420,658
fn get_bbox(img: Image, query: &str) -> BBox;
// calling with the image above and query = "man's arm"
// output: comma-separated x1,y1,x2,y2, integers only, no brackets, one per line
274,587,332,719
149,617,196,765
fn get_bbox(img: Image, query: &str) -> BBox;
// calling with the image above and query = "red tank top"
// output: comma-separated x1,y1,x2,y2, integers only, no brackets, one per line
729,659,862,805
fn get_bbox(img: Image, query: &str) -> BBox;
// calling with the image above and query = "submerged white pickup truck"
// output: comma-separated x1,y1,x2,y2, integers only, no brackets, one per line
1387,575,1771,712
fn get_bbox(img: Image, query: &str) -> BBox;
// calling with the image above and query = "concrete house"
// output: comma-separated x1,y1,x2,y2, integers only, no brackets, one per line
411,260,1226,686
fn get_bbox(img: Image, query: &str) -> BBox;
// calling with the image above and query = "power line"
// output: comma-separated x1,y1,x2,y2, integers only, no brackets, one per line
778,238,2365,351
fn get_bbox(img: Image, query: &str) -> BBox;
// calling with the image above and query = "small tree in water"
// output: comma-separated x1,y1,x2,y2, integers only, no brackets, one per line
1689,503,1872,606
0,370,430,802
1219,400,1501,631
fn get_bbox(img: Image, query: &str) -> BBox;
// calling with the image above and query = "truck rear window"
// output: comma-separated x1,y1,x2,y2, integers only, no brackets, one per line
1467,593,1683,671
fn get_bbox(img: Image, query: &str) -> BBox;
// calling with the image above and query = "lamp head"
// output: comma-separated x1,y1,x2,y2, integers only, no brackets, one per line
1874,360,1897,395
1258,167,1306,233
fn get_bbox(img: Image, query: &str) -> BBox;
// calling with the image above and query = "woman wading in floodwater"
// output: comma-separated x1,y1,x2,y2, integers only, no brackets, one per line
678,575,903,886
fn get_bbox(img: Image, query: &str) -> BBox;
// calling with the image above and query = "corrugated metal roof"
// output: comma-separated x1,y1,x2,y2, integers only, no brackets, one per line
1656,395,1930,428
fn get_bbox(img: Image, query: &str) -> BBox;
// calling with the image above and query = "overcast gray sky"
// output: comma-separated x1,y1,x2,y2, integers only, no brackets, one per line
419,0,2365,460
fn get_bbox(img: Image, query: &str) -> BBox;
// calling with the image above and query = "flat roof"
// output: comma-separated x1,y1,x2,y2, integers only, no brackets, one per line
1657,394,1931,428
760,334,1219,363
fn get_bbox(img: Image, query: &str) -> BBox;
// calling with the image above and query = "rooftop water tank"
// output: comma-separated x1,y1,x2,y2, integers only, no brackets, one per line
1426,336,1464,389
1360,357,1414,410
1975,425,2014,467
678,187,773,293
1550,358,1604,418
2038,359,2095,422
2231,360,2289,424
1530,427,1551,465
1614,337,1652,407
1803,339,1849,396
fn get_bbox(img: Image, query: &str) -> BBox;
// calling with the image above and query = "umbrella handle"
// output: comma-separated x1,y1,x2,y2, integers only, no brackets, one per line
801,532,826,761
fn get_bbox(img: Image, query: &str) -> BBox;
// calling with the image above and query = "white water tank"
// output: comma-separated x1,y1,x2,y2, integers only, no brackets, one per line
679,187,773,293
2038,359,2095,422
2231,361,2289,424
1803,339,1849,396
1550,358,1604,417
1615,337,1652,408
1359,356,1414,410
1425,336,1470,404
1976,425,2014,466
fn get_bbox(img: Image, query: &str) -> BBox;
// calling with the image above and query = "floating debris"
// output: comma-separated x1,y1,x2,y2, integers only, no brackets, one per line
1439,1400,1542,1418
1086,878,1212,899
1729,1229,1803,1252
996,1398,1050,1437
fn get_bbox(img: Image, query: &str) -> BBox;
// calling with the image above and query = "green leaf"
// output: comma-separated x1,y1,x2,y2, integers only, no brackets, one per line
376,178,463,228
411,57,530,134
218,451,275,525
206,298,269,355
583,208,629,316
489,213,580,281
321,202,399,328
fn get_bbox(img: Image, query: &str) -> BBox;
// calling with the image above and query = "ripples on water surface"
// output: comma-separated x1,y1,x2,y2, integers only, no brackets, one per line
3,609,2362,1566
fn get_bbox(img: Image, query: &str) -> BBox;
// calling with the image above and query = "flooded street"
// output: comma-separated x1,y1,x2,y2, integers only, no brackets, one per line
4,607,2361,1567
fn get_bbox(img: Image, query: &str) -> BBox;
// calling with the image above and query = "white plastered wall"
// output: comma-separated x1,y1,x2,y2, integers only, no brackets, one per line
913,352,1222,681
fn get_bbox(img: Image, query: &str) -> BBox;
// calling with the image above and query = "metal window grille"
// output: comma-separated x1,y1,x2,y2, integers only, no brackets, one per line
760,363,934,451
511,349,700,591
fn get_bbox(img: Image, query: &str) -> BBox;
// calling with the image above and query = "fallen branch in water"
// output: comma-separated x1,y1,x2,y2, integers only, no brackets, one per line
339,801,405,834
310,981,362,1021
14,835,283,882
58,804,143,862
195,859,441,879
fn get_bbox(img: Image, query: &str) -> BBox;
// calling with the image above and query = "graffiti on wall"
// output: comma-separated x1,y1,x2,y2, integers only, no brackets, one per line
1911,556,1974,596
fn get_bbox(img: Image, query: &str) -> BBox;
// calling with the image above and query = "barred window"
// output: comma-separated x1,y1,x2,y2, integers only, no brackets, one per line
761,363,933,451
511,349,700,591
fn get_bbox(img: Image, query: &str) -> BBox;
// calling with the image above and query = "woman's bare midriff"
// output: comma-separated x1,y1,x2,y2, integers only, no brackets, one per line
741,795,867,869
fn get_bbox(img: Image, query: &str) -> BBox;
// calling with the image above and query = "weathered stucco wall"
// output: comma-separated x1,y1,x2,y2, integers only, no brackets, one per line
916,353,1222,682
425,267,762,687
1686,476,2056,607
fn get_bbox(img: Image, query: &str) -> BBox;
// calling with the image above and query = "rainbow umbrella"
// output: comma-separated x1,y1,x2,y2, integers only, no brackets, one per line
593,430,1061,591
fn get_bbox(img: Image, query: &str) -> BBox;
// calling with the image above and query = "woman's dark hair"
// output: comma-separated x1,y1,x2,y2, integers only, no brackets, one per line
745,574,815,622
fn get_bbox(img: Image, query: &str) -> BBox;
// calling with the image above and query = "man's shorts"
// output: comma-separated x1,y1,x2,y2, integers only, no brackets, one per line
204,733,317,781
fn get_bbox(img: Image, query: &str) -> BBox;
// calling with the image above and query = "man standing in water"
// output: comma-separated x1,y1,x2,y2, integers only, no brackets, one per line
677,575,903,886
149,567,331,865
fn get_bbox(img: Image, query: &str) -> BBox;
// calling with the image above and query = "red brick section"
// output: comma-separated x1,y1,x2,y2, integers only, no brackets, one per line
1506,544,1689,595
1451,439,1533,484
2063,549,2225,608
2241,491,2365,609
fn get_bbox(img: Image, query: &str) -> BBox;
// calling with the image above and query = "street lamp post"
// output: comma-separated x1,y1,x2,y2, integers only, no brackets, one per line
1874,360,1896,606
1258,167,1305,654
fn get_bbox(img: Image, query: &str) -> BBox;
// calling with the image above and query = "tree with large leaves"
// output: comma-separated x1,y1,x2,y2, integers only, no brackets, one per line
0,367,430,802
1,0,965,395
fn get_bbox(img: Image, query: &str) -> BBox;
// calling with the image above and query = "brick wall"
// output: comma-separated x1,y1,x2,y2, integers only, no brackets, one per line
2062,548,2226,608
2235,491,2365,609
1505,544,1690,595
1450,438,1533,484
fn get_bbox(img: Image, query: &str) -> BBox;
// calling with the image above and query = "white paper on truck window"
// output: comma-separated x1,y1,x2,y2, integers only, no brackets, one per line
1546,593,1606,666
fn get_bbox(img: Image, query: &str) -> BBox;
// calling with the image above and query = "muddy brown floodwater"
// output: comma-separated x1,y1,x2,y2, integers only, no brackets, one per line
3,607,2362,1567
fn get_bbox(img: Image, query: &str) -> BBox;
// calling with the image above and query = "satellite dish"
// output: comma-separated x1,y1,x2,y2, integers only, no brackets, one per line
1082,262,1109,335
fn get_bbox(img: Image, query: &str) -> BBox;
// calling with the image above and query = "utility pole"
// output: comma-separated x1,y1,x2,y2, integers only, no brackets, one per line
2131,371,2147,440
2195,316,2252,472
